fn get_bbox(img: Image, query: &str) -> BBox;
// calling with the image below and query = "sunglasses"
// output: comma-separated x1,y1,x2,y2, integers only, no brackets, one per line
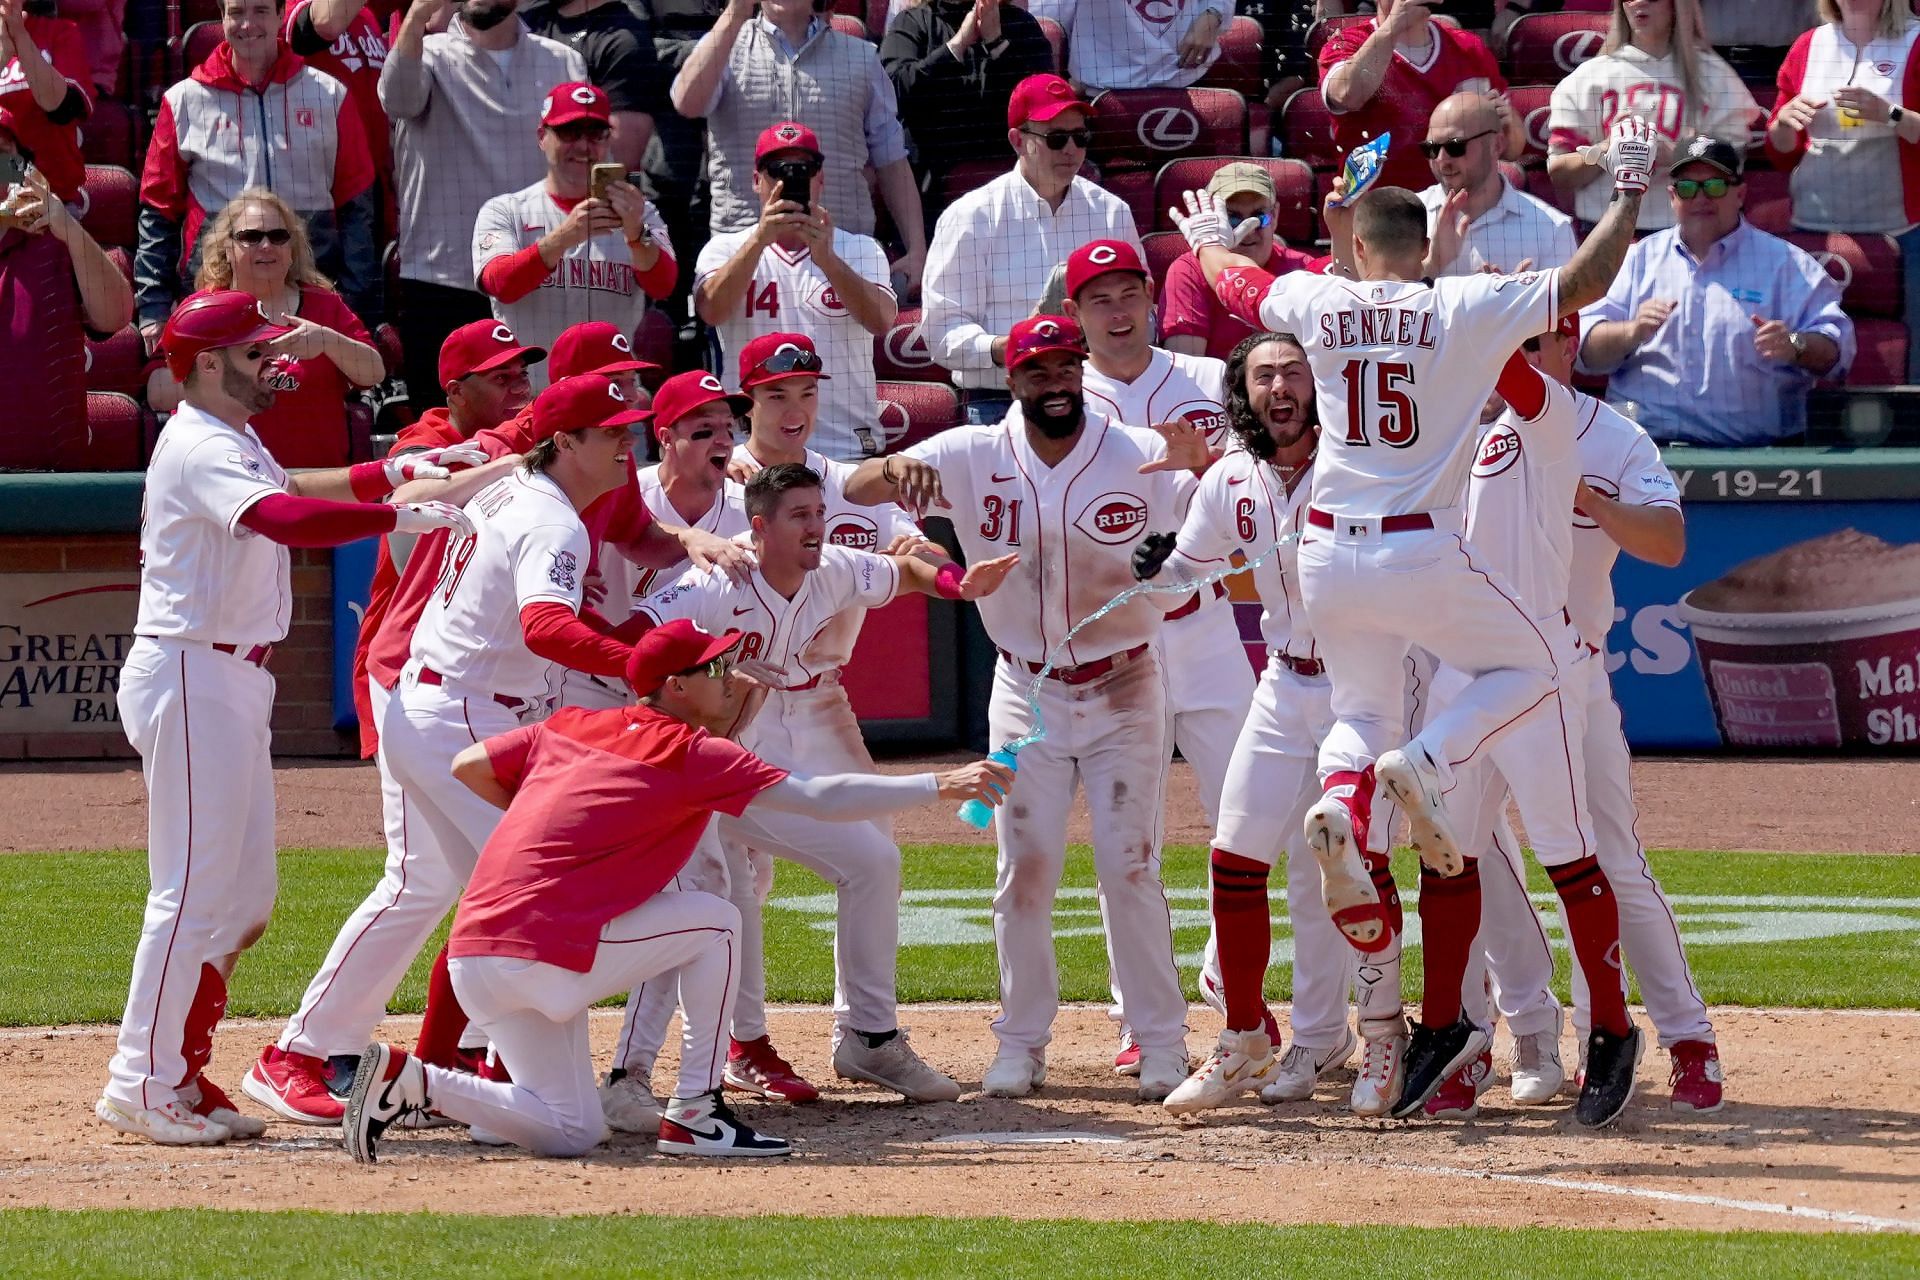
1021,126,1093,151
1420,129,1498,159
754,347,824,376
232,227,292,246
1671,176,1737,199
1227,208,1275,228
675,656,735,680
552,122,610,143
760,157,823,179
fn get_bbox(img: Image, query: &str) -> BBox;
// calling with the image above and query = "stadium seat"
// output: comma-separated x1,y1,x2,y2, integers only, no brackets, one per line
1524,165,1575,217
1248,100,1270,158
1790,232,1902,319
873,305,951,383
1278,87,1337,171
106,245,134,288
1088,87,1247,172
1504,12,1607,86
937,157,1005,207
1037,16,1066,76
876,381,960,452
1507,83,1554,166
1141,229,1186,286
828,12,867,41
632,308,674,390
77,164,138,250
1099,168,1157,237
178,20,222,75
863,0,888,40
84,326,148,398
81,391,147,471
1305,15,1369,63
1199,16,1265,100
1848,319,1908,386
1744,168,1792,234
80,99,140,170
181,0,223,27
1152,156,1314,244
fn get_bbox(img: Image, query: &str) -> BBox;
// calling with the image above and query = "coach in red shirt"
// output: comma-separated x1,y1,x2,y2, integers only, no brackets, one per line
1317,0,1522,194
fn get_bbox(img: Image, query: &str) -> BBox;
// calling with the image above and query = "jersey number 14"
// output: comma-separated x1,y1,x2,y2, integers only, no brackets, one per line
1339,359,1421,449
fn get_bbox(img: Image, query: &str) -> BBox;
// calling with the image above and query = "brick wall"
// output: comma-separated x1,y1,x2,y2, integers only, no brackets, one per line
0,534,355,761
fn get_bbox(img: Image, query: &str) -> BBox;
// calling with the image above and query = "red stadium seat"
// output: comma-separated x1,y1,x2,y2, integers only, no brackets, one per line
865,0,890,40
1037,17,1067,76
1199,16,1264,100
84,326,148,398
874,305,951,383
1504,12,1607,86
1524,165,1575,216
1788,232,1903,318
876,381,960,453
1507,83,1554,166
1141,229,1186,286
1305,16,1369,63
937,157,1006,206
1099,168,1157,234
80,98,139,170
632,308,674,391
81,392,147,471
181,0,223,27
1152,156,1314,244
178,20,222,75
1279,87,1337,171
1248,100,1270,158
77,164,138,249
1744,168,1793,234
106,245,134,288
828,12,868,40
1088,88,1247,172
1848,319,1908,386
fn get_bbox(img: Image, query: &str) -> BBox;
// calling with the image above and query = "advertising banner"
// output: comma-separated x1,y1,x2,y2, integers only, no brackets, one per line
0,574,139,733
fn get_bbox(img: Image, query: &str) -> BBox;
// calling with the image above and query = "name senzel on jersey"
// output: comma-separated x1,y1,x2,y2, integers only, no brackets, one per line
1316,307,1441,351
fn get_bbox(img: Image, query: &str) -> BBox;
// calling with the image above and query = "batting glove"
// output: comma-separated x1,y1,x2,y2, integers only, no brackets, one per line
1171,190,1231,253
1605,115,1657,195
391,500,474,538
1131,531,1177,581
384,443,490,487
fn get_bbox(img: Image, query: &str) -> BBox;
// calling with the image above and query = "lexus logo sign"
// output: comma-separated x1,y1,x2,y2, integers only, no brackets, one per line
1137,106,1201,152
1813,250,1853,292
884,322,934,369
1554,30,1603,74
1526,105,1551,152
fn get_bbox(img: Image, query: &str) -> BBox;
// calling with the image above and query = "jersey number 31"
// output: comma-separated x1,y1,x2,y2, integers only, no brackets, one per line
1339,359,1420,449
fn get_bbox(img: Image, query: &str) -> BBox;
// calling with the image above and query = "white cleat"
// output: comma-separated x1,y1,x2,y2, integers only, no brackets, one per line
1163,1029,1277,1114
1511,1018,1567,1106
1375,746,1464,876
600,1071,665,1134
1305,798,1387,952
981,1049,1047,1098
95,1096,230,1145
1349,1018,1409,1118
1260,1024,1358,1103
1136,1048,1192,1103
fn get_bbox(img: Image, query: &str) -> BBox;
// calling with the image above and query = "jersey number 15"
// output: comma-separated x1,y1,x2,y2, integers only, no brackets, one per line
1339,359,1421,449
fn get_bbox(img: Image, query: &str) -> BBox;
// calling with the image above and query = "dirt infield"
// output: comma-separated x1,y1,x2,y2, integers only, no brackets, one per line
5,1006,1916,1233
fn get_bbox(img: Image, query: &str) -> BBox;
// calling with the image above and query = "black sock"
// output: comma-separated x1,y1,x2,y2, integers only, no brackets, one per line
856,1029,899,1049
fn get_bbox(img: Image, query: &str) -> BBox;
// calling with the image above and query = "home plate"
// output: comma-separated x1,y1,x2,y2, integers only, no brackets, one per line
929,1131,1130,1146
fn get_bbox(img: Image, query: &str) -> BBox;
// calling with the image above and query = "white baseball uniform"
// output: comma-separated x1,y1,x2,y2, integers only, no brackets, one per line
106,404,291,1113
903,408,1194,1057
695,228,895,461
472,180,674,386
278,468,586,1059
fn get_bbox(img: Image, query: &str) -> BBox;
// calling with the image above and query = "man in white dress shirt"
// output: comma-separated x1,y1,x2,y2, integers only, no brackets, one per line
1419,92,1577,278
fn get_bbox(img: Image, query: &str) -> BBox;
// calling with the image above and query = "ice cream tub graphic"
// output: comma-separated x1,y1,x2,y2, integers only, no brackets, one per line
1675,530,1920,750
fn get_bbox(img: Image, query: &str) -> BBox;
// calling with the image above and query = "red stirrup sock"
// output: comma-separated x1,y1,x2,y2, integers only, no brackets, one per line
1364,850,1404,939
1550,855,1632,1038
1417,858,1482,1028
1209,847,1272,1032
178,963,228,1086
414,945,472,1069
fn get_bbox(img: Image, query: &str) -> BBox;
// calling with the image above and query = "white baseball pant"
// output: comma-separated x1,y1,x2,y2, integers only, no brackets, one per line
987,650,1187,1055
435,891,741,1157
611,821,732,1077
105,638,278,1111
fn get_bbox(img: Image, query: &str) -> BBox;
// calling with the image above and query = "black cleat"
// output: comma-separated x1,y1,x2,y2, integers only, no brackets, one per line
1390,1016,1490,1119
1576,1025,1643,1128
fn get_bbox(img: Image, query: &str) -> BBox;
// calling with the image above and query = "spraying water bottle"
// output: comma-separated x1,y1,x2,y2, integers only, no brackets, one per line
957,748,1021,830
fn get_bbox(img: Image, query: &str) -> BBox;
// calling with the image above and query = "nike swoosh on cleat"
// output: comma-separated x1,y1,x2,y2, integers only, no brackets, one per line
677,1123,727,1141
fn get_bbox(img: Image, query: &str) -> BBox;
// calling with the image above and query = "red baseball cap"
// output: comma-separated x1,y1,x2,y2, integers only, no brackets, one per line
541,82,611,128
549,321,659,380
755,121,824,165
1065,240,1149,300
1007,74,1085,131
651,370,753,431
738,332,832,390
1005,314,1087,370
625,619,744,696
529,373,651,443
438,320,546,388
161,289,292,381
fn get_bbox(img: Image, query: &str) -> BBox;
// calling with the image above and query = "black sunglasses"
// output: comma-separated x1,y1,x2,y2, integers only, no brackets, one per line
232,227,293,246
552,122,610,143
760,157,823,178
1420,129,1498,160
1671,176,1738,199
674,655,735,680
1021,126,1093,151
754,347,823,376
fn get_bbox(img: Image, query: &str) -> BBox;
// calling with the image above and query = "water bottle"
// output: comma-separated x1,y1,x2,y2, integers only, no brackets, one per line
956,748,1020,830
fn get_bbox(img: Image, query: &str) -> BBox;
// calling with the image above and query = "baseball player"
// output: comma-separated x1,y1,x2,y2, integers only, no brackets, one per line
100,289,472,1145
844,315,1213,1102
634,463,1018,1103
1170,116,1660,1124
472,82,674,379
340,621,1016,1163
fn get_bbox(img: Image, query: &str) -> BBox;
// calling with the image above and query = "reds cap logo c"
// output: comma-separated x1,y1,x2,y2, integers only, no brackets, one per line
607,382,628,402
1033,320,1060,338
778,125,801,142
699,374,723,392
1075,492,1150,545
611,334,633,353
571,86,598,105
491,324,517,345
1087,244,1119,266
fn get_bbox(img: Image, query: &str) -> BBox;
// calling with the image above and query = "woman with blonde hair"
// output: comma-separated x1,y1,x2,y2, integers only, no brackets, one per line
1767,0,1920,232
148,189,385,467
1546,0,1759,229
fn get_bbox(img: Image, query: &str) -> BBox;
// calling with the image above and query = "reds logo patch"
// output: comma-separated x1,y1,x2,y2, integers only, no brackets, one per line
548,549,580,592
828,515,879,551
478,231,502,253
1473,425,1523,478
295,108,315,128
812,283,847,316
1075,492,1149,544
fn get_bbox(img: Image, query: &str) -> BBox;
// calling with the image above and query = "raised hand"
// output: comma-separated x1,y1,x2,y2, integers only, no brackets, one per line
1171,188,1232,252
1603,114,1657,194
956,551,1019,599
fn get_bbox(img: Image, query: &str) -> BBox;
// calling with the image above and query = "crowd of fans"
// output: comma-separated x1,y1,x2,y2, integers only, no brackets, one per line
0,0,1911,470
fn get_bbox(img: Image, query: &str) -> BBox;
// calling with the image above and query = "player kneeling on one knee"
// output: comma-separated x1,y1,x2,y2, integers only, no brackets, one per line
341,621,1014,1162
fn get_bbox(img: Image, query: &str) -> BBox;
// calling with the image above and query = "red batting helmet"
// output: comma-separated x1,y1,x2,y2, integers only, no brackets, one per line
161,289,291,381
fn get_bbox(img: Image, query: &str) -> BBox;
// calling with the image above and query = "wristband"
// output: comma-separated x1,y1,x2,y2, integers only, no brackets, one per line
348,460,390,503
933,560,966,601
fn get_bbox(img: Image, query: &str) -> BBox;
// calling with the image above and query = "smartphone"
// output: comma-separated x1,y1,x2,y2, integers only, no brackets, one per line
0,152,29,189
776,165,811,214
589,162,624,202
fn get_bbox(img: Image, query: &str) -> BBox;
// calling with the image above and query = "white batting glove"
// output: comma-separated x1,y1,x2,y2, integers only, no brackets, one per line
1230,215,1265,247
1604,115,1657,194
383,443,490,487
1171,189,1231,253
391,500,474,538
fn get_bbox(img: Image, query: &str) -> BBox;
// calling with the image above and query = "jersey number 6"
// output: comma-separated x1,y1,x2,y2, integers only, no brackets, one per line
1339,359,1421,449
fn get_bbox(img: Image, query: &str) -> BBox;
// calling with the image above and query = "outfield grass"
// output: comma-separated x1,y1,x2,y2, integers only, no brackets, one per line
1,1211,1914,1279
4,844,1917,1026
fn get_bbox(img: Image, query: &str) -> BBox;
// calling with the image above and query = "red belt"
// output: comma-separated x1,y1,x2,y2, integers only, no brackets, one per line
417,665,527,710
1164,580,1229,622
1001,642,1149,687
212,642,273,667
1306,508,1436,533
1276,652,1325,678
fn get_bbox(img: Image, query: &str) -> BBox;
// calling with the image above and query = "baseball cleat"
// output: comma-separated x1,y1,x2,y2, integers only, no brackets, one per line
1424,1049,1492,1119
1348,1019,1408,1117
600,1068,665,1134
1511,1018,1567,1105
1668,1040,1724,1114
341,1042,429,1164
657,1089,790,1157
185,1076,266,1139
1391,1016,1491,1119
1164,1028,1278,1114
723,1036,819,1103
1576,1026,1643,1128
1306,797,1391,953
1136,1048,1192,1103
1113,1034,1141,1077
95,1095,230,1145
1262,1024,1357,1103
243,1045,345,1125
981,1049,1047,1098
833,1029,961,1103
1375,746,1464,877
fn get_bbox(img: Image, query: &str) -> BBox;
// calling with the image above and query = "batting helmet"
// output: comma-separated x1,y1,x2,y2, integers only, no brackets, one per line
162,289,291,382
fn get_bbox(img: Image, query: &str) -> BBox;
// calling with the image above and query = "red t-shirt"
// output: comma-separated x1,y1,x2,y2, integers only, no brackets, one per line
0,15,93,203
0,228,87,468
450,705,790,972
283,1,396,241
1160,244,1332,362
1317,19,1506,194
249,286,374,468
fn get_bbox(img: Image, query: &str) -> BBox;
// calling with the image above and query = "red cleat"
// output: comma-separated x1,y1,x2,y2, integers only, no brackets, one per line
1423,1049,1492,1119
1113,1036,1141,1077
242,1045,344,1125
723,1036,819,1103
1669,1039,1724,1113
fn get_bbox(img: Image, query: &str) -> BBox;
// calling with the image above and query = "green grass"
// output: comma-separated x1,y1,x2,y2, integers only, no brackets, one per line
0,1211,1913,1278
5,844,1918,1027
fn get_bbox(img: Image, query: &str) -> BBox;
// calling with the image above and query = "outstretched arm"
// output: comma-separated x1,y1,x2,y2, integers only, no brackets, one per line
1553,117,1654,319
